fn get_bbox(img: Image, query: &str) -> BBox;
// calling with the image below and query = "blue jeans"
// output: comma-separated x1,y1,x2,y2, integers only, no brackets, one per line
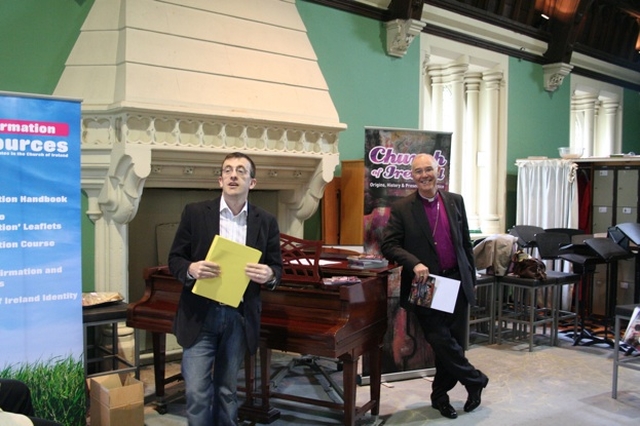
181,303,247,426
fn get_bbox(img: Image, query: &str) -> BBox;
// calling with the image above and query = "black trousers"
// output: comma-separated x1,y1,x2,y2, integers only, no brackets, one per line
414,283,487,404
0,379,62,426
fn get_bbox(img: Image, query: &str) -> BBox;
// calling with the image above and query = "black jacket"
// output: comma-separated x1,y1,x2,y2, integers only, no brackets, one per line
168,197,282,354
381,190,477,309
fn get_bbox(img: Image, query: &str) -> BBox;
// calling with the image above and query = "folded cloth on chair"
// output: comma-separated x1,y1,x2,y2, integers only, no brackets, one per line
473,234,518,276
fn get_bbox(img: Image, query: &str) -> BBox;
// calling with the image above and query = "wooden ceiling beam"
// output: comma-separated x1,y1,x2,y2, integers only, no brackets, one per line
387,0,426,19
543,0,594,63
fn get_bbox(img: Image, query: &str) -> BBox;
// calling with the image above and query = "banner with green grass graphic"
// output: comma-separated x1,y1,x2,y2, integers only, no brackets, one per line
0,91,85,425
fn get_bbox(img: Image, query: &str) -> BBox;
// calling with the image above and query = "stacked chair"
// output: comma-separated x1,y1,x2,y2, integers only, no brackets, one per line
496,226,581,351
472,234,518,349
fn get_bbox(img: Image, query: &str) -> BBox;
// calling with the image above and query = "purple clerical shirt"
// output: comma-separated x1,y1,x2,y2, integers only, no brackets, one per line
420,192,457,271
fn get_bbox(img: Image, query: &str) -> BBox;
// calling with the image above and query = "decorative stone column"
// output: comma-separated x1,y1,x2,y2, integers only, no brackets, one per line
597,100,621,155
463,73,482,232
425,61,468,192
445,60,468,194
93,139,151,299
427,66,445,129
571,94,598,157
478,70,503,235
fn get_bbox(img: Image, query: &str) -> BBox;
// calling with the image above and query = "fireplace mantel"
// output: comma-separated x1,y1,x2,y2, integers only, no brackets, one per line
54,0,345,299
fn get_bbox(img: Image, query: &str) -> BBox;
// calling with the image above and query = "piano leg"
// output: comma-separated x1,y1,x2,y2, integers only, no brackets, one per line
240,345,383,426
341,355,357,426
239,347,280,423
152,332,168,414
369,342,383,417
340,343,381,426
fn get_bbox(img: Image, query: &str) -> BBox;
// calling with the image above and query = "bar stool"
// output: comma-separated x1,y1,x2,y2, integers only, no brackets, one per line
467,274,496,349
497,270,580,352
612,304,640,398
83,301,139,378
497,273,557,351
535,232,580,338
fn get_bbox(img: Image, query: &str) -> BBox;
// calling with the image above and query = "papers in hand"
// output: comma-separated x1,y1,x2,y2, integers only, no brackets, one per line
192,235,262,307
408,274,460,313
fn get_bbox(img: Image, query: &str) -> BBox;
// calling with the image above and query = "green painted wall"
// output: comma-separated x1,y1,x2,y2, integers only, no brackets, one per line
297,1,420,238
297,0,420,166
1,1,638,274
507,58,572,174
623,88,640,154
504,57,572,229
504,59,640,228
0,0,94,94
0,0,96,290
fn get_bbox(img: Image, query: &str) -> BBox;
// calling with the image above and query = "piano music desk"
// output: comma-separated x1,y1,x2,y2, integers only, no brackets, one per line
83,301,139,378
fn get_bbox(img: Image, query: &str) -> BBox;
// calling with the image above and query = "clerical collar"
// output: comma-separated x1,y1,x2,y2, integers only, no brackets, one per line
419,192,438,203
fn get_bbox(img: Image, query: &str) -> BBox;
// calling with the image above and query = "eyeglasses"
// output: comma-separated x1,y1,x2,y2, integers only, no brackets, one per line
222,166,250,177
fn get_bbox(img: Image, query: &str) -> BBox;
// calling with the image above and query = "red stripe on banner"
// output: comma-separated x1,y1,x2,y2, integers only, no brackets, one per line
0,119,69,136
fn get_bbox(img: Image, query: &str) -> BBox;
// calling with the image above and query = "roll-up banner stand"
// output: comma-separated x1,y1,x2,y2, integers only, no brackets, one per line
361,127,451,384
0,91,84,425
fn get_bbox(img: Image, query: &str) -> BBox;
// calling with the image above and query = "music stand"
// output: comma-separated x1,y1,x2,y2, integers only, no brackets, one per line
559,237,633,346
558,247,602,346
584,237,634,328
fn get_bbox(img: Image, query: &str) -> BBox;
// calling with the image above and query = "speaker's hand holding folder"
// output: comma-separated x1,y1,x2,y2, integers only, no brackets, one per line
192,235,262,307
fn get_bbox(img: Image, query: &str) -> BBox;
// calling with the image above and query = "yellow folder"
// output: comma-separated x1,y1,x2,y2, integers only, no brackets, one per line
192,235,262,307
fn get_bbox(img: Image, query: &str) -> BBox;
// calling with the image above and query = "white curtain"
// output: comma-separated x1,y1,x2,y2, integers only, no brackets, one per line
516,159,579,230
516,159,579,310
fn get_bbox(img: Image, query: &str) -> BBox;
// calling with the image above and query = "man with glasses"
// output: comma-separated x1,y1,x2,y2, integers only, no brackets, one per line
169,152,282,426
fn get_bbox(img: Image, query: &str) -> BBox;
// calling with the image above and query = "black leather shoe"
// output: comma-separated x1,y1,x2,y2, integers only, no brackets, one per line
464,373,489,412
431,401,458,419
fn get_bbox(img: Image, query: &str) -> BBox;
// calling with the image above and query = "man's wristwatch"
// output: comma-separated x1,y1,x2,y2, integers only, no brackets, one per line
264,269,278,290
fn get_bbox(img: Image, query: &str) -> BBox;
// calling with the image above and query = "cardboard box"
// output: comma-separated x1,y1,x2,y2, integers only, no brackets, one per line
90,374,144,426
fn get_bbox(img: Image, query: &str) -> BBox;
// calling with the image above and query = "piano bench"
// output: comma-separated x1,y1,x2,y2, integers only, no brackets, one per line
83,301,139,379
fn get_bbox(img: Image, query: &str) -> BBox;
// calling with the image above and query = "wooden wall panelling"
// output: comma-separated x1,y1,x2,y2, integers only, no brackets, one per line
321,176,340,245
339,160,365,245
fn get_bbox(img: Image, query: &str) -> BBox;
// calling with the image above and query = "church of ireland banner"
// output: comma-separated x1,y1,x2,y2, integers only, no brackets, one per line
363,127,452,381
0,92,84,425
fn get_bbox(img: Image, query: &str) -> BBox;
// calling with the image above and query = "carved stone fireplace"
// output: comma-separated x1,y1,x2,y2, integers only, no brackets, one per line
53,0,345,300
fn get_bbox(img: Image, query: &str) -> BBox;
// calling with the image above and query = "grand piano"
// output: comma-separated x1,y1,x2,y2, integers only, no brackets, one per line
127,234,389,426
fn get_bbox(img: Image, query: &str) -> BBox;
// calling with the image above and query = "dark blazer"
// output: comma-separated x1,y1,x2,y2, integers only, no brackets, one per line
381,190,477,310
168,197,282,355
